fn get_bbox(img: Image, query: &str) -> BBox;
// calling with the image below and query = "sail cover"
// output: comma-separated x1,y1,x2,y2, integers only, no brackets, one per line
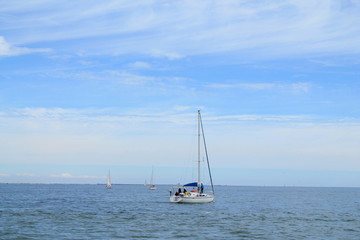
184,182,204,188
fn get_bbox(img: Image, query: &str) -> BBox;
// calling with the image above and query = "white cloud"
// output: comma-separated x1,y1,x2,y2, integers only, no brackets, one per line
49,173,104,179
149,49,183,60
1,107,360,173
211,122,360,171
16,173,38,177
0,36,51,56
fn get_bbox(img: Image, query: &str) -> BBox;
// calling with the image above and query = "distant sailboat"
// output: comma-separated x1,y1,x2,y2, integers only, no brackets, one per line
106,170,112,189
144,179,147,186
170,110,215,203
149,166,156,190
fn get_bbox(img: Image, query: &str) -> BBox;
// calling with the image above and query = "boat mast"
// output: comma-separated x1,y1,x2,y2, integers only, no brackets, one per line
199,112,215,195
197,110,201,192
150,166,154,185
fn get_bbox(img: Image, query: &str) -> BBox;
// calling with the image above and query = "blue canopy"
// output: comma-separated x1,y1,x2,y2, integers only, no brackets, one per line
183,182,204,188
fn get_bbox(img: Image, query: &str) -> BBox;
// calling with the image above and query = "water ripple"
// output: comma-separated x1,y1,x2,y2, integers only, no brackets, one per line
1,184,360,239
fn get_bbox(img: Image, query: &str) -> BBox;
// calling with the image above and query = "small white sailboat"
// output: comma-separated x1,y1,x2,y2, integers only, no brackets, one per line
106,170,112,189
144,179,147,186
170,110,215,203
149,166,156,190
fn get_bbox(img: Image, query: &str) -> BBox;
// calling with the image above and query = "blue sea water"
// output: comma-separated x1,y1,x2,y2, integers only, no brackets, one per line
1,184,360,239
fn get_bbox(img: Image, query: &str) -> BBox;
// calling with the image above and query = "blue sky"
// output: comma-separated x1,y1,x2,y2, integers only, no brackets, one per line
1,0,360,186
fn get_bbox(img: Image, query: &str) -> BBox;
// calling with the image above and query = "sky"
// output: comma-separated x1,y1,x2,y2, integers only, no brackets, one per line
1,0,360,187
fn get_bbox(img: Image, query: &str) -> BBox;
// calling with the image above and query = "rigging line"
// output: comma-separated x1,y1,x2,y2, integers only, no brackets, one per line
199,111,215,195
198,110,201,192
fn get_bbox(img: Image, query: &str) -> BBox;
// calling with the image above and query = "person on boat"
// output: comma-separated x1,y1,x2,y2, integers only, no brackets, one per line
200,185,204,194
183,188,188,196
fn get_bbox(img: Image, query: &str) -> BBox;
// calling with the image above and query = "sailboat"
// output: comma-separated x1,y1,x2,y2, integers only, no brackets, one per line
106,170,112,189
169,110,215,203
149,166,156,190
144,179,147,186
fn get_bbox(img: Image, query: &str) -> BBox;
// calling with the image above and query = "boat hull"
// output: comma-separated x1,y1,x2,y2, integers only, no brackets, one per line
170,194,214,203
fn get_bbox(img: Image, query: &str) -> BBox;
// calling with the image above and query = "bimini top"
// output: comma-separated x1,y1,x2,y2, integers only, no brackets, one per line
183,182,204,188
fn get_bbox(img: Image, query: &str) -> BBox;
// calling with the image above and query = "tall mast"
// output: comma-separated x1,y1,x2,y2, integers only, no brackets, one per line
197,110,201,192
108,170,110,184
199,112,215,195
150,166,154,185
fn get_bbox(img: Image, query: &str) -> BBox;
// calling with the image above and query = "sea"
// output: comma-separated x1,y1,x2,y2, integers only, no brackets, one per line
1,184,359,240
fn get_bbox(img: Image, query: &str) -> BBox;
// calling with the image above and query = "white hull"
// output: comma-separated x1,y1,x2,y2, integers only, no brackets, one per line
170,194,214,203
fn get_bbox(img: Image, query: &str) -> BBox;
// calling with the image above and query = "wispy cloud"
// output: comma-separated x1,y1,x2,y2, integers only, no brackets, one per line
173,106,194,112
3,107,311,124
208,83,274,90
283,82,311,94
36,69,189,87
18,107,69,117
205,114,308,122
127,61,152,70
207,82,311,93
1,1,359,58
0,36,51,56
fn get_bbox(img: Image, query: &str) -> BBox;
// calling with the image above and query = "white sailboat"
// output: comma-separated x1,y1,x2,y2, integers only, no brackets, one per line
144,179,147,186
149,166,156,190
170,110,215,203
106,170,112,189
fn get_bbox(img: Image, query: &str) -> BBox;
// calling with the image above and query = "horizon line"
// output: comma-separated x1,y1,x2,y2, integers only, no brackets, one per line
1,182,359,188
